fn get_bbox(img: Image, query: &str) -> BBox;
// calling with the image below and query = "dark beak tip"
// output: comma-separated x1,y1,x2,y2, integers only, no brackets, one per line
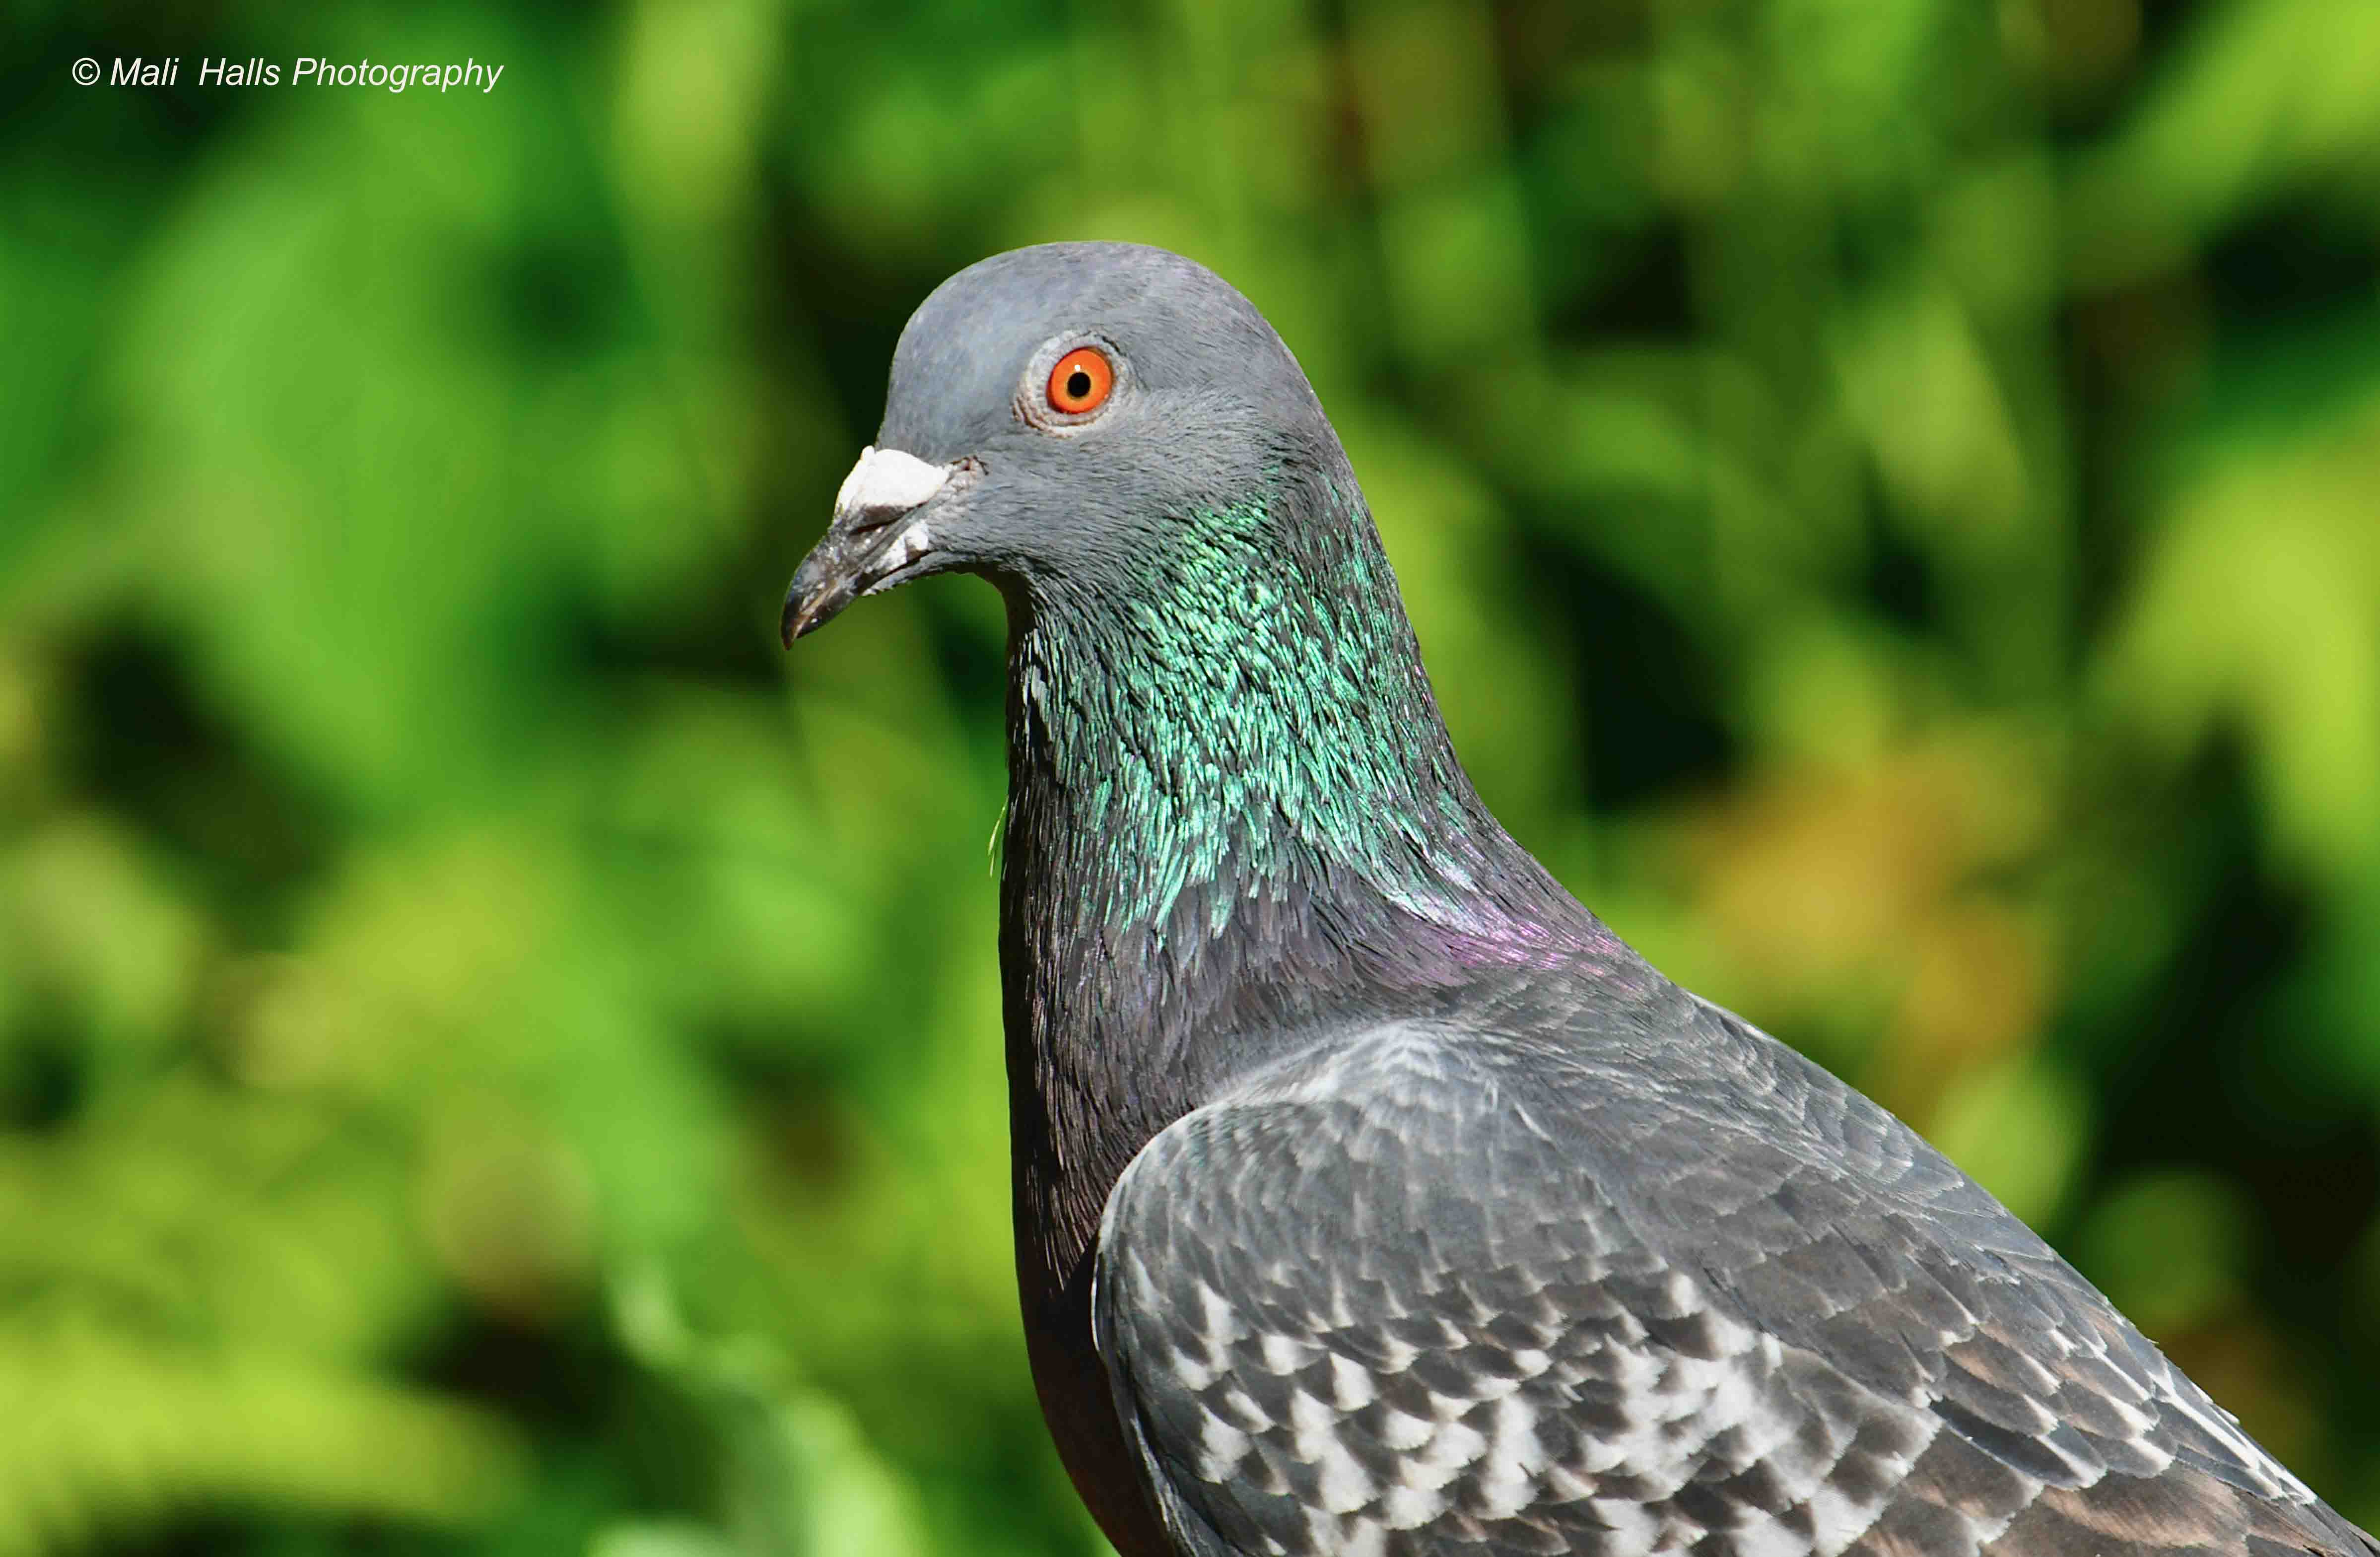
780,591,824,649
781,548,844,649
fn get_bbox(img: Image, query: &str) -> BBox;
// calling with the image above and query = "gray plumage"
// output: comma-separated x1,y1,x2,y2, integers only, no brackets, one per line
783,242,2373,1557
1098,989,2363,1556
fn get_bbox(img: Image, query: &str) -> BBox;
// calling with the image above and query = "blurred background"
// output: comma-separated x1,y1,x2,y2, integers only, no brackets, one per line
4,0,2379,1551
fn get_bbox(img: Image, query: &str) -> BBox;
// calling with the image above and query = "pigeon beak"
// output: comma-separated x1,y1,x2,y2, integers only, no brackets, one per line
782,446,959,645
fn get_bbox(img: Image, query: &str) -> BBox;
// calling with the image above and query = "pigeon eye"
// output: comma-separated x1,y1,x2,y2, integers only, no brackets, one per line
1047,347,1114,415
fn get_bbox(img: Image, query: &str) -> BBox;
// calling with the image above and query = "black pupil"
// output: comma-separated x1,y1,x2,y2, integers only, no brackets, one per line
1066,369,1092,401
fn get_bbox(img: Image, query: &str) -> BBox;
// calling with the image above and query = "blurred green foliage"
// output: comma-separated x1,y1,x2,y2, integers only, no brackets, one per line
3,0,2379,1551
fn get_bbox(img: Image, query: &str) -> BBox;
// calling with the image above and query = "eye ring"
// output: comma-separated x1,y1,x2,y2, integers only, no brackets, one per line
1046,346,1114,415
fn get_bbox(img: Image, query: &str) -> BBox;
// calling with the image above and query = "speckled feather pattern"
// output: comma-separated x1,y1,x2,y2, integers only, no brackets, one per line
1093,994,2374,1556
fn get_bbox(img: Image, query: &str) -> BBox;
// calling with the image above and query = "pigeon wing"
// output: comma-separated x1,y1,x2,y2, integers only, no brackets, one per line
1091,1013,2375,1556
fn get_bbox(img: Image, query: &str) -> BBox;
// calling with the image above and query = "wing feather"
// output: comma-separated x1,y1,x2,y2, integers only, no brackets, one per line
1091,1012,2374,1557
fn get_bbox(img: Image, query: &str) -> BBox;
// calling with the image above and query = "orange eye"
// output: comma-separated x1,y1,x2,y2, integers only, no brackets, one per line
1047,347,1114,414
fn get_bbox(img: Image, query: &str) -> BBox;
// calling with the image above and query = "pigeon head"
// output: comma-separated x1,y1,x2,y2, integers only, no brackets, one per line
782,242,1347,642
780,242,1579,961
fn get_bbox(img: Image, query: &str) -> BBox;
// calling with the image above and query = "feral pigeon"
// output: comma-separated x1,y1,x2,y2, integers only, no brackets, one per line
782,242,2374,1557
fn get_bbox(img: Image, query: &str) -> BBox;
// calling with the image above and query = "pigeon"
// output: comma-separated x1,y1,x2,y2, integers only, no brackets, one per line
781,242,2374,1557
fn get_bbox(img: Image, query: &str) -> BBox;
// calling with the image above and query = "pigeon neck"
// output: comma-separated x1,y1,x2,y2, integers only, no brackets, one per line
995,480,1600,1155
1002,482,1534,962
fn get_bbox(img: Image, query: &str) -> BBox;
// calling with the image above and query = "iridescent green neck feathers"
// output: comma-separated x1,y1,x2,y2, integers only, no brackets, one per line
1003,484,1506,942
